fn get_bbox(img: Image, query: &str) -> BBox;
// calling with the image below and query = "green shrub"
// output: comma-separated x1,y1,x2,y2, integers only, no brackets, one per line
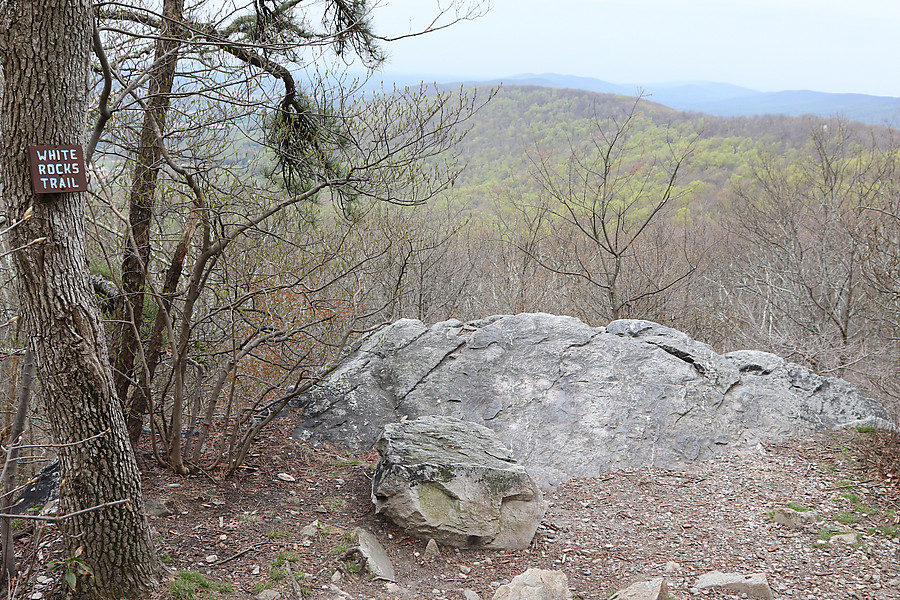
270,552,299,567
834,511,860,524
869,524,900,538
817,527,848,541
170,570,232,600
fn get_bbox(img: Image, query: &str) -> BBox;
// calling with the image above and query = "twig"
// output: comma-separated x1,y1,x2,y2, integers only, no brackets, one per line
0,208,32,238
1,429,109,452
0,238,47,260
212,541,266,566
184,462,218,485
0,498,128,521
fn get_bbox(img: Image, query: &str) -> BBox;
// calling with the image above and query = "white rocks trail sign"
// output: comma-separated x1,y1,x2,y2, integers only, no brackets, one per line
27,145,88,194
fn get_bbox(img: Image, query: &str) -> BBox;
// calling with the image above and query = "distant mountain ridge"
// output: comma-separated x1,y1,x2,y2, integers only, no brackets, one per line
457,73,900,126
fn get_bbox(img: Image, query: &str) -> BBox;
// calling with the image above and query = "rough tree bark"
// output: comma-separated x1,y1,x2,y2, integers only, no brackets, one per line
0,1,162,598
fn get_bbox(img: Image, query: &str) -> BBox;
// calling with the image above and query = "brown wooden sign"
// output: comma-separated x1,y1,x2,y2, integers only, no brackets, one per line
28,144,88,194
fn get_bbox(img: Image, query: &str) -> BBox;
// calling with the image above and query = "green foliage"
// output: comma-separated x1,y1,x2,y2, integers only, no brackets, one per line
47,547,93,591
817,527,848,541
344,561,361,574
834,511,860,524
441,85,813,220
853,503,878,516
868,524,900,538
835,492,877,518
325,497,346,511
266,529,290,539
88,257,118,282
270,551,299,567
169,570,232,600
785,503,812,512
856,425,877,434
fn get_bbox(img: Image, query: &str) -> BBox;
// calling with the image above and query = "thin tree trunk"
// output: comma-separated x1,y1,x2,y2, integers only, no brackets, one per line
0,349,33,584
113,0,185,408
127,210,197,447
0,1,162,597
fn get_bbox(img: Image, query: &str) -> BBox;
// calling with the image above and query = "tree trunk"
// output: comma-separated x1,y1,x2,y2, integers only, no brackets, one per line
0,2,162,598
127,209,197,447
0,349,33,584
114,0,184,410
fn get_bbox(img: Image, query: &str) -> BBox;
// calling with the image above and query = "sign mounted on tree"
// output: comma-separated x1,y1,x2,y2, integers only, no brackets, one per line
27,145,88,194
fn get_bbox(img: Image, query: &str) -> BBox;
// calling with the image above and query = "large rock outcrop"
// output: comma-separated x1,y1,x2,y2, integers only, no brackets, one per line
371,415,544,549
294,314,890,487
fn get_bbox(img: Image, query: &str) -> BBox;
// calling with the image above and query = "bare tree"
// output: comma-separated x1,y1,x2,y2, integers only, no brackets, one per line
720,119,891,377
520,95,700,322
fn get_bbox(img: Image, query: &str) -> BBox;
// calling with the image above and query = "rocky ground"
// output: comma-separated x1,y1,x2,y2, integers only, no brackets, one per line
13,422,900,600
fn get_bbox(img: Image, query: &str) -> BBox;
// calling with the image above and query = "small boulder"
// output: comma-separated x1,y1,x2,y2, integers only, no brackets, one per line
8,462,59,515
695,571,773,600
493,569,570,600
771,507,817,528
372,416,545,550
424,538,441,557
831,532,859,545
144,498,173,518
326,585,353,600
299,520,319,537
385,582,414,599
610,578,668,600
355,529,395,581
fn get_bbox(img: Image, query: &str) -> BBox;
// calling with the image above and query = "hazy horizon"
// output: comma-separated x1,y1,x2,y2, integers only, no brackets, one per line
370,0,900,98
364,70,900,100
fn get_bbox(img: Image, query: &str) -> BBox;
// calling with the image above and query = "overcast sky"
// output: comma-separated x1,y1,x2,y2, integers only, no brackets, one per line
369,0,900,97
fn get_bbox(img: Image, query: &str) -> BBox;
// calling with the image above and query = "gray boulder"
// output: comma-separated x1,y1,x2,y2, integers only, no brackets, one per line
694,571,773,599
609,578,669,600
7,461,59,515
355,529,395,581
771,506,818,528
295,314,890,488
144,498,174,518
493,569,571,600
371,416,544,550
